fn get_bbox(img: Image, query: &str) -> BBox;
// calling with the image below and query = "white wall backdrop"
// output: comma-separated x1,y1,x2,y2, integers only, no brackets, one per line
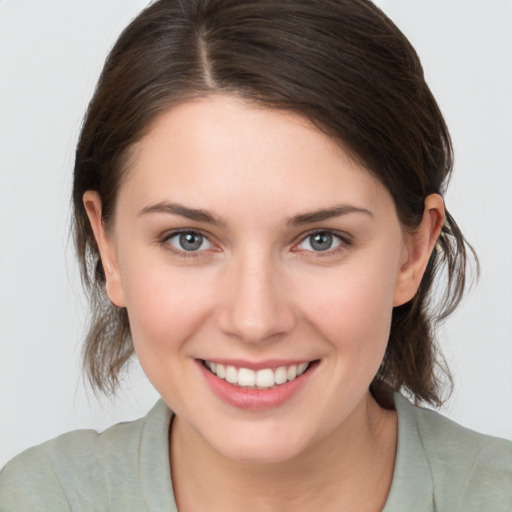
1,0,511,468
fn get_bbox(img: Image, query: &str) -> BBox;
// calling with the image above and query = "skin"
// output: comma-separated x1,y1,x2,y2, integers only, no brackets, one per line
84,94,444,511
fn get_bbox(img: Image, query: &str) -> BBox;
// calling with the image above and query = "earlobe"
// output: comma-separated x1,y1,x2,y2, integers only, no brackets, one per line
83,191,126,308
393,194,445,307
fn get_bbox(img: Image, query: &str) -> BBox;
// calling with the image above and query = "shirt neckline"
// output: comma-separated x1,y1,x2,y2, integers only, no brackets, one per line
142,393,434,512
381,393,434,512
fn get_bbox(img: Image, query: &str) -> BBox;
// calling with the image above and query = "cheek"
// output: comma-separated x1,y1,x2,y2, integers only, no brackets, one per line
119,256,217,362
296,256,399,357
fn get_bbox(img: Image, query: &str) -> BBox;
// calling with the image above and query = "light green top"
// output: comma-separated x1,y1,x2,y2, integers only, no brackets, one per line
1,393,511,511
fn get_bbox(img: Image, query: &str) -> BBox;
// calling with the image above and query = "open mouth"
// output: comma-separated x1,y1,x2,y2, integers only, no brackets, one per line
201,360,318,390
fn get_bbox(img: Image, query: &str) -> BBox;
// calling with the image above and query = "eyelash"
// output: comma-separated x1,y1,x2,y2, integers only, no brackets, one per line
159,229,215,259
159,229,352,258
292,230,353,257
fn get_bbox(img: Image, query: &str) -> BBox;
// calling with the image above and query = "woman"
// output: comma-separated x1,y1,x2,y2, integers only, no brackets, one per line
1,0,511,510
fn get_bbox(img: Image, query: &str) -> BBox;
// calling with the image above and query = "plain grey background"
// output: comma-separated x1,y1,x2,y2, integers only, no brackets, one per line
1,0,511,468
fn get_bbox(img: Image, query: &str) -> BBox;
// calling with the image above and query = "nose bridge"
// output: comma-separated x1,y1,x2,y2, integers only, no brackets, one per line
218,245,295,343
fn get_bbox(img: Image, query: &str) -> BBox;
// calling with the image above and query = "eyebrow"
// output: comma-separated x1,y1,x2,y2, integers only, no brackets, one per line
287,205,373,225
138,202,225,226
138,201,372,226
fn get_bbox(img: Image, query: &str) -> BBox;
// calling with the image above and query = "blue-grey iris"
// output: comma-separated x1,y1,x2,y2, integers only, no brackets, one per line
310,233,333,251
180,232,203,251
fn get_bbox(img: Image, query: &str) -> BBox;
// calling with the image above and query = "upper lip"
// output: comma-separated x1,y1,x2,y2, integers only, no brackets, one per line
199,358,317,371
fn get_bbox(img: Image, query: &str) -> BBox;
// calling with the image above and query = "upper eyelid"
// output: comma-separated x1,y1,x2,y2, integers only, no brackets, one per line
161,227,211,241
295,228,352,244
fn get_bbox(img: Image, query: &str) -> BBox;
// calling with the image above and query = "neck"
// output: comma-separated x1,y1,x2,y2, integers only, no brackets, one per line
170,392,397,512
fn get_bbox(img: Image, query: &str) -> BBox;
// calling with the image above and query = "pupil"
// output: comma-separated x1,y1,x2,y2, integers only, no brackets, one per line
180,232,203,251
311,233,332,251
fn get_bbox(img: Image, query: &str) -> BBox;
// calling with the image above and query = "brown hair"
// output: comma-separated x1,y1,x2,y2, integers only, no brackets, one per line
73,0,476,405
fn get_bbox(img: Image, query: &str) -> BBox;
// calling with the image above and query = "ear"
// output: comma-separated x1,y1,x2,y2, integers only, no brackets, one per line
393,194,445,307
83,191,126,308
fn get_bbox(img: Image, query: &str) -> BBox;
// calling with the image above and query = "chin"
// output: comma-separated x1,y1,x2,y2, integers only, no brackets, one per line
220,439,307,465
200,421,316,465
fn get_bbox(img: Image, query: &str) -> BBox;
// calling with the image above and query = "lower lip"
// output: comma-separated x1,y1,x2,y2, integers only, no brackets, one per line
197,360,319,410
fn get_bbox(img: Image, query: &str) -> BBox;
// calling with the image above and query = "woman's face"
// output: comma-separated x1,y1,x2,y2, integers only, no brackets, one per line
90,95,421,463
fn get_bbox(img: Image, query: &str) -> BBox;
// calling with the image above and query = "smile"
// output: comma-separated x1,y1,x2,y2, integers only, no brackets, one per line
203,360,311,389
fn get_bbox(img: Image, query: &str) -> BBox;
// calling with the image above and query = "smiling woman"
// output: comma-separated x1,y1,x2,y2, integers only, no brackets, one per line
1,1,511,511
84,96,423,469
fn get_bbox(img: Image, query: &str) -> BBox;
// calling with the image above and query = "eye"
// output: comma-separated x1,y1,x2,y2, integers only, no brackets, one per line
297,231,344,252
166,231,212,252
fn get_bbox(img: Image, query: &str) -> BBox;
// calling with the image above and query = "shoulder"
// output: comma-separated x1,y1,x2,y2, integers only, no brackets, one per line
0,400,174,512
394,393,512,511
0,428,107,511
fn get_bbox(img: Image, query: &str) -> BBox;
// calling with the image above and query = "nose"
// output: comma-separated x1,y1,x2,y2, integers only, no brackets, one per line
217,249,297,344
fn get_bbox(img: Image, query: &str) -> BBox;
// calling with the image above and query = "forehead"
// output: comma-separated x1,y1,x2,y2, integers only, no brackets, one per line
119,94,393,223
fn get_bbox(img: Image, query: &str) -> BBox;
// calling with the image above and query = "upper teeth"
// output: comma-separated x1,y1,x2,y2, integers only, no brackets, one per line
204,361,309,389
